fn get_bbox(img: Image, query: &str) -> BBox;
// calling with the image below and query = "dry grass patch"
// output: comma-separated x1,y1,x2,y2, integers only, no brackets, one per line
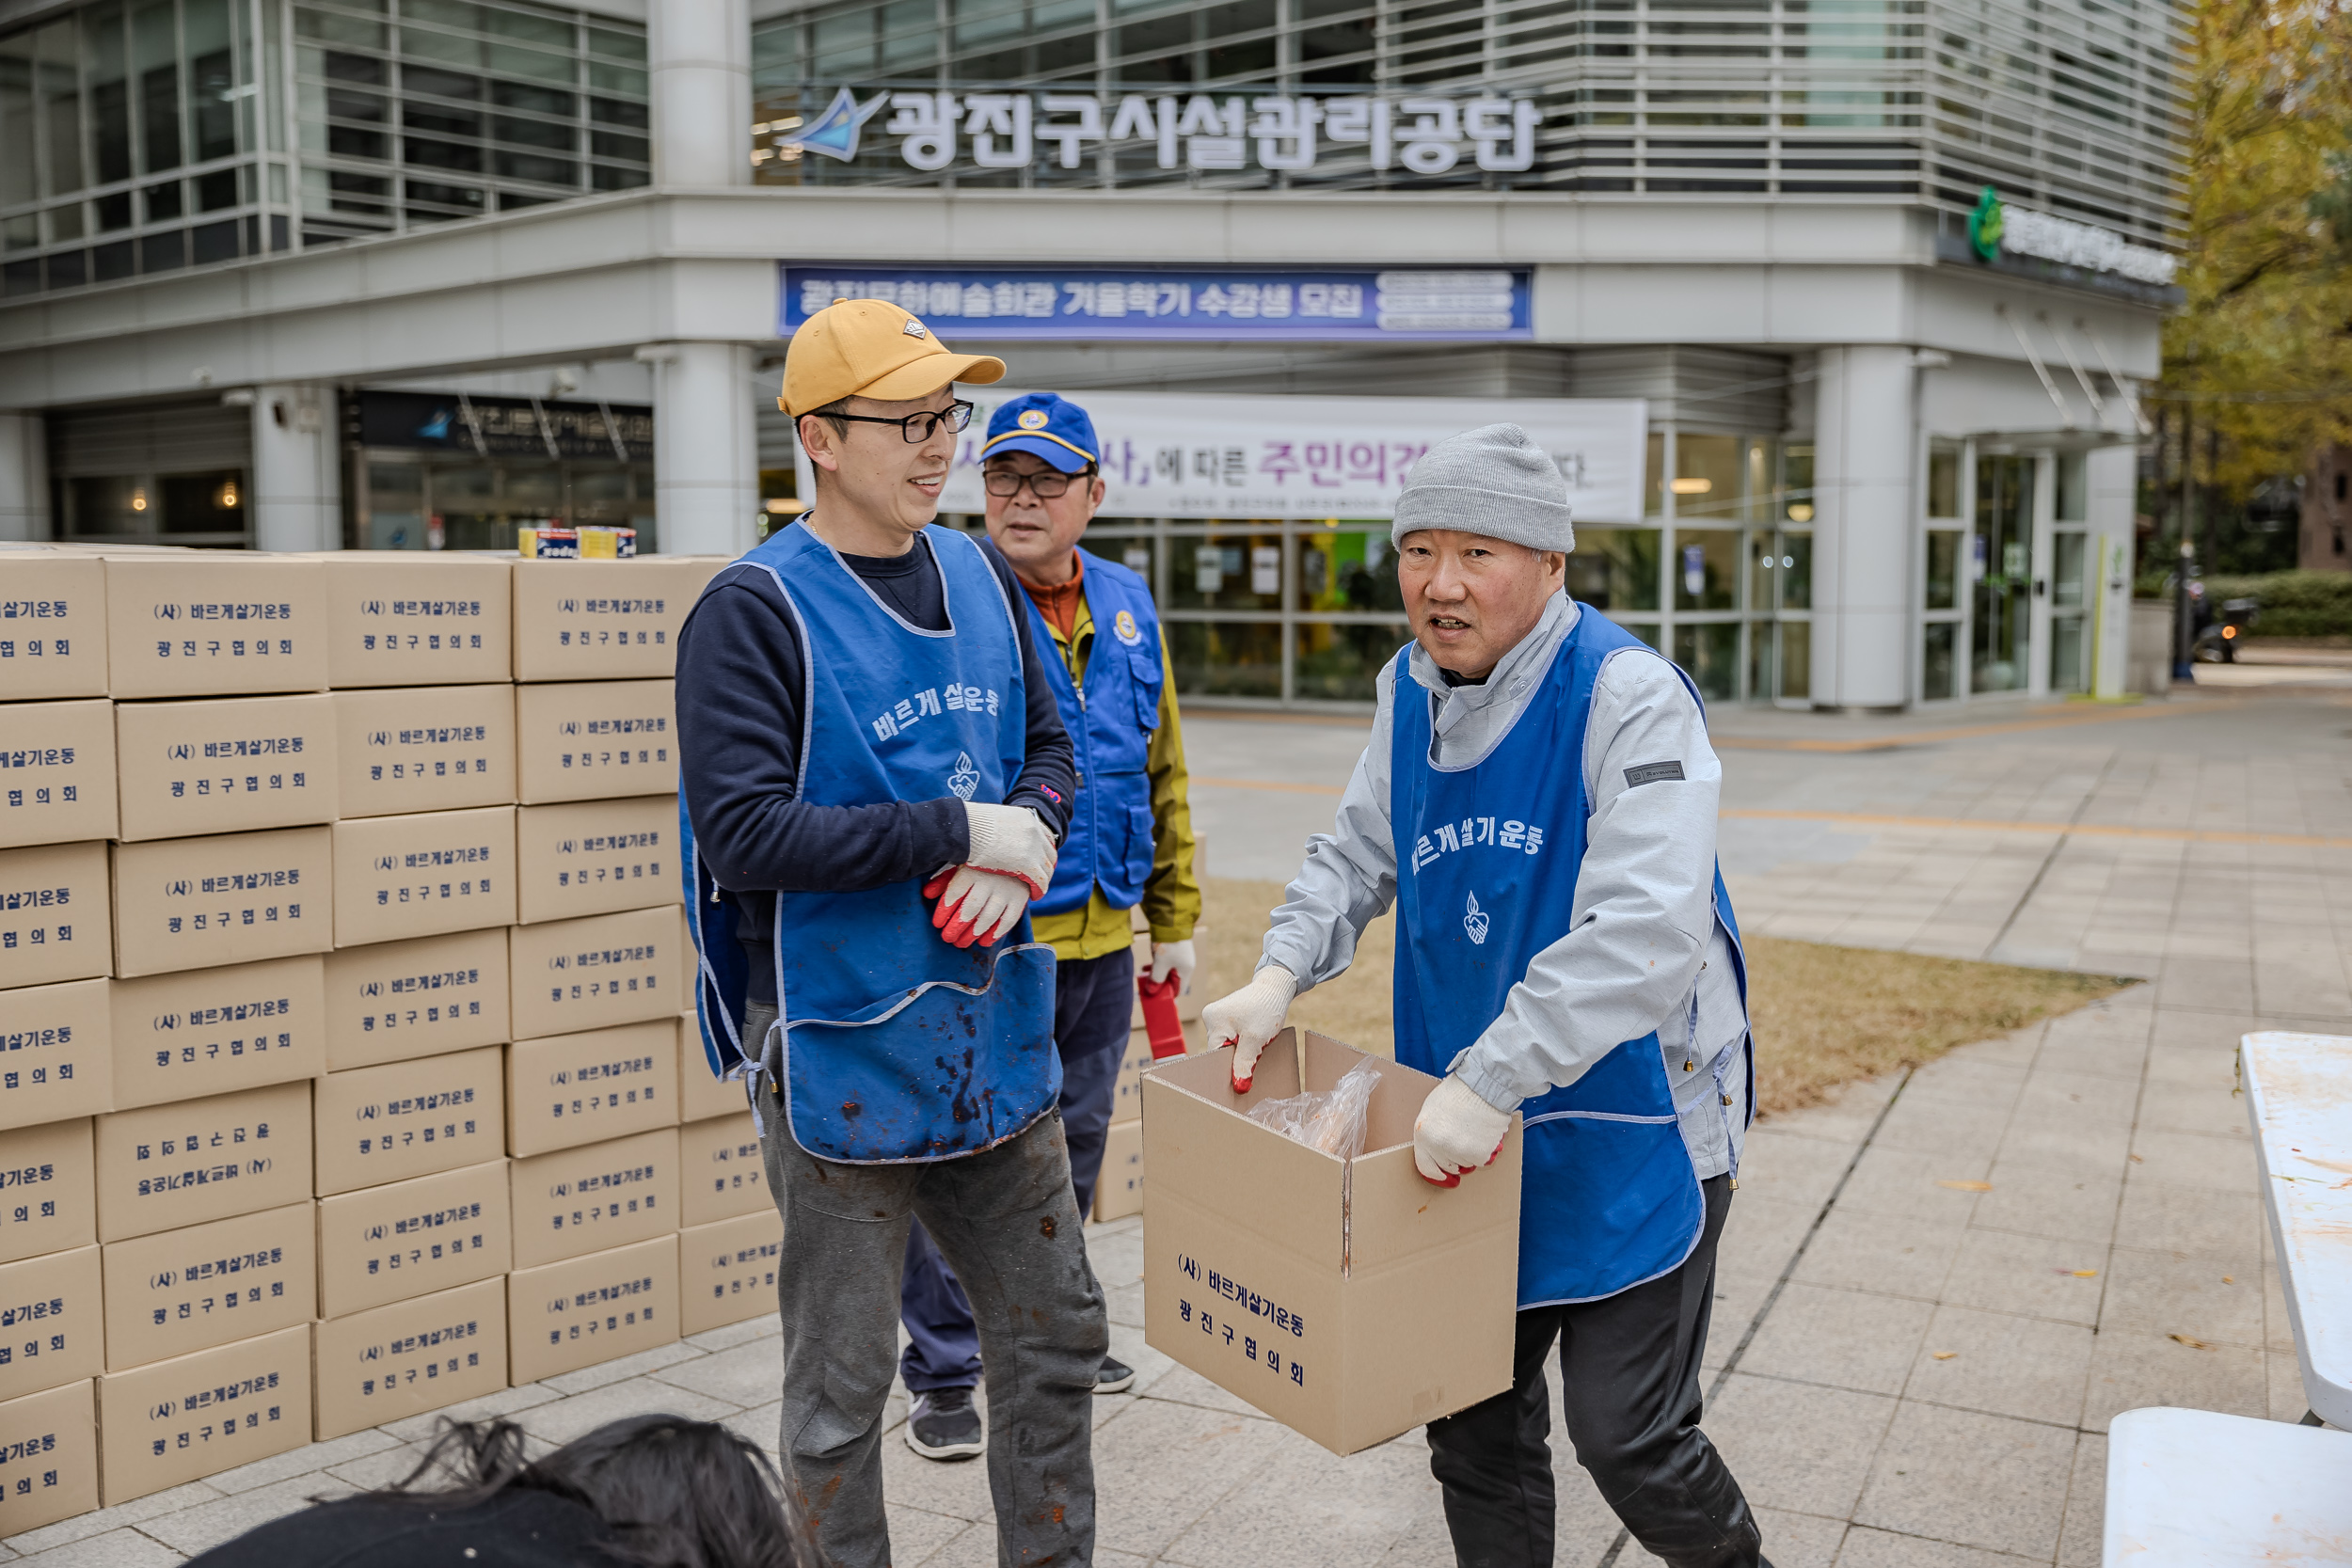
1199,876,2134,1117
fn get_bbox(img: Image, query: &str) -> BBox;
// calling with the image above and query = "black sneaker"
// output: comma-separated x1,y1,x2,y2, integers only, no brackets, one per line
1095,1354,1136,1394
904,1386,985,1460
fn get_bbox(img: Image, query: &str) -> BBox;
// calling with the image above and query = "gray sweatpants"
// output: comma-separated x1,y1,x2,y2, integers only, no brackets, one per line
746,1002,1108,1568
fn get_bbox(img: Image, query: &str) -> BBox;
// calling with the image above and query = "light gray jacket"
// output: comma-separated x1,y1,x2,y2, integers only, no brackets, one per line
1259,593,1751,1179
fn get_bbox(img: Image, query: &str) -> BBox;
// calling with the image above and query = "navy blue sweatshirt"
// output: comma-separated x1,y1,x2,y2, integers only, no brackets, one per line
674,524,1076,1004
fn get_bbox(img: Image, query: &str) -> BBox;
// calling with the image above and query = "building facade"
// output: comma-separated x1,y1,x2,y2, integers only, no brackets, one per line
0,0,2185,708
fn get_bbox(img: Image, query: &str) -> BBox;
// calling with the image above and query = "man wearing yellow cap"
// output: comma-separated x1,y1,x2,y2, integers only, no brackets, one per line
674,299,1105,1568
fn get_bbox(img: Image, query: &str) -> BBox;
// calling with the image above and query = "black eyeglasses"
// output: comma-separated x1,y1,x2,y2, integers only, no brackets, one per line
983,467,1093,499
820,401,975,442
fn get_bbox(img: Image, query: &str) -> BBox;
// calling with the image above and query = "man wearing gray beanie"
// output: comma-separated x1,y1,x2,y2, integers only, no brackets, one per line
1204,423,1764,1568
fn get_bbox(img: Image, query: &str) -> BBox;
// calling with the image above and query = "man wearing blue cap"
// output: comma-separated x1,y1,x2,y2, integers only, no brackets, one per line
898,391,1201,1461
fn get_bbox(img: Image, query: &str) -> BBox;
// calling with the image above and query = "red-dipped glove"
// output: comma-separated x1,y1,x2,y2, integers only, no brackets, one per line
1200,965,1297,1093
1412,1074,1513,1186
923,866,1032,949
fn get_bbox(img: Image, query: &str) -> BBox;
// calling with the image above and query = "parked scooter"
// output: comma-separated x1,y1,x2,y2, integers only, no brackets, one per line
2192,597,2260,663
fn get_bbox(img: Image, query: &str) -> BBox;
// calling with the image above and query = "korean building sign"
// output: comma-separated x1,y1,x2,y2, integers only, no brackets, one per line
765,87,1541,179
781,267,1531,341
356,391,653,461
790,389,1648,523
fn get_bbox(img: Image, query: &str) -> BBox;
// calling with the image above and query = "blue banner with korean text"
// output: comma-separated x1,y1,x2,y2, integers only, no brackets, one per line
780,266,1533,342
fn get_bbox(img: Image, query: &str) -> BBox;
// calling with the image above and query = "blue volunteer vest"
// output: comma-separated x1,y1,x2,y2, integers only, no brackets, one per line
1025,550,1164,915
1391,608,1751,1307
680,523,1060,1164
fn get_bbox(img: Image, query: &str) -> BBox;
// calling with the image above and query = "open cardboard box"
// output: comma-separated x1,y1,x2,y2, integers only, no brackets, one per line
1141,1028,1520,1456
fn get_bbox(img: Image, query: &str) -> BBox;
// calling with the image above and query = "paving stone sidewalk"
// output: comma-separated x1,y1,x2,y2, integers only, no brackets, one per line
11,686,2340,1566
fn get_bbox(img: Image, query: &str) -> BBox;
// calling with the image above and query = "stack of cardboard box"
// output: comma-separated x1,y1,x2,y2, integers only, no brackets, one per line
0,545,781,1532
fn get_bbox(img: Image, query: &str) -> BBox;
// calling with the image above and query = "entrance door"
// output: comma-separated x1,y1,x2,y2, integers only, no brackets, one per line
1971,456,2033,693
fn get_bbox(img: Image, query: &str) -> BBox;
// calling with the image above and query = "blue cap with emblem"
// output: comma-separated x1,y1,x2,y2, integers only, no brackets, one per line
981,392,1100,474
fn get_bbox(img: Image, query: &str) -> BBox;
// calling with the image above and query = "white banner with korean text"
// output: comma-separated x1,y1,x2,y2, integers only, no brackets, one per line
797,391,1648,524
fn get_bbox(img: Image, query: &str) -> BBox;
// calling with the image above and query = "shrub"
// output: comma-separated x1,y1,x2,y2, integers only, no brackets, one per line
2204,571,2352,637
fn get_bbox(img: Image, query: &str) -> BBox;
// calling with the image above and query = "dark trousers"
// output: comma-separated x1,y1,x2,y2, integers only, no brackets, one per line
1426,1175,1760,1568
900,943,1135,1393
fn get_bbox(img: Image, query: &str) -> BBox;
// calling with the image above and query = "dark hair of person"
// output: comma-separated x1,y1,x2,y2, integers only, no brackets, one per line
799,397,855,440
376,1414,821,1568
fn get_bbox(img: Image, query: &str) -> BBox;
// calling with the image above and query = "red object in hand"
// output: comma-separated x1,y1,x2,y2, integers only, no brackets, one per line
1137,974,1188,1060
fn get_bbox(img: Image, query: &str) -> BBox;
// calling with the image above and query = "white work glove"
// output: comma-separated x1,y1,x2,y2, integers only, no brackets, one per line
1413,1074,1513,1187
1147,938,1197,994
1200,965,1296,1094
961,802,1057,897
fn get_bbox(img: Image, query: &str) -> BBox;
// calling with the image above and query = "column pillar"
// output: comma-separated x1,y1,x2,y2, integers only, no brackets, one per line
0,413,49,540
250,385,342,552
2087,443,2137,700
1810,345,1918,709
649,0,750,187
647,342,758,558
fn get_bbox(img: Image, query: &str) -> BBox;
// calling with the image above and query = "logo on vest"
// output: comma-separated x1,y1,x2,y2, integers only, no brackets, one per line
947,752,981,801
1464,891,1491,946
1113,608,1143,646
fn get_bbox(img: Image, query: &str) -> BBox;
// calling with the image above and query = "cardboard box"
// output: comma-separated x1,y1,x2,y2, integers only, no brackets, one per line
507,907,678,1042
320,552,513,689
312,1045,504,1197
505,1232,677,1385
331,684,517,819
0,700,118,847
677,1013,750,1123
514,794,680,925
510,557,723,683
0,841,111,990
677,1208,781,1337
1110,1022,1204,1127
109,827,332,979
95,1082,312,1243
1141,1030,1520,1456
0,1119,95,1264
322,928,511,1073
1093,1117,1143,1222
100,1201,315,1371
95,1323,311,1505
0,1378,99,1536
315,1158,511,1320
678,1112,765,1228
108,955,326,1110
505,1019,678,1158
0,550,108,699
312,1275,506,1440
0,977,114,1131
515,679,677,804
102,554,328,701
331,806,517,947
112,694,337,842
0,1244,103,1402
508,1126,677,1270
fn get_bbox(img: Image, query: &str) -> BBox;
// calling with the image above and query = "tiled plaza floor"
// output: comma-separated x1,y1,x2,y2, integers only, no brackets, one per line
13,680,2344,1565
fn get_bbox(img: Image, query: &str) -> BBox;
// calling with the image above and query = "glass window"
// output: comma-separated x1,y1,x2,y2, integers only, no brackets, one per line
1673,621,1739,703
37,20,84,198
1293,620,1410,702
1778,619,1809,701
1924,529,1960,610
1294,526,1400,612
2052,531,2087,611
1673,527,1740,611
1928,446,1961,519
1670,434,1742,522
1645,430,1665,516
1168,527,1281,612
1781,444,1814,524
1567,526,1660,612
134,1,182,173
1168,619,1281,699
2055,452,2088,521
88,7,135,187
1922,621,1957,700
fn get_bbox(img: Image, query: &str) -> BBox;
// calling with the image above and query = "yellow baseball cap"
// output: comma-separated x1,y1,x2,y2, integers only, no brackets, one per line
780,297,1006,416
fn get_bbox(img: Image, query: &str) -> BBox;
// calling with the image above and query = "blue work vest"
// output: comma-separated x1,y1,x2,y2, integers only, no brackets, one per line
1025,551,1164,915
1391,609,1750,1307
679,523,1060,1165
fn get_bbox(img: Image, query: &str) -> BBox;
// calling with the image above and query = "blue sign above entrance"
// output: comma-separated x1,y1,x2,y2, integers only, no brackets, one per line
779,265,1533,341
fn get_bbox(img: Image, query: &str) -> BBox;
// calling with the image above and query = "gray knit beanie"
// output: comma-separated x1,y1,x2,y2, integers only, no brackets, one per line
1390,422,1574,554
